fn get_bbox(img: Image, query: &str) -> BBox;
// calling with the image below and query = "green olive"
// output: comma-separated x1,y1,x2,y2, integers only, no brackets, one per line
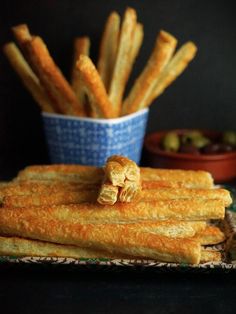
182,131,203,144
222,131,236,147
192,136,210,149
162,132,180,152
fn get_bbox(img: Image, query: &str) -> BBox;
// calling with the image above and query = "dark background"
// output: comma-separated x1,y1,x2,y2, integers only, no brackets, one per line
0,0,235,178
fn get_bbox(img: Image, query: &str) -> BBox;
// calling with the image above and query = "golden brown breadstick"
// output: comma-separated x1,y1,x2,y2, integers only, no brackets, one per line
3,42,54,113
122,30,177,115
108,7,137,116
2,190,98,207
97,11,120,91
140,168,214,189
139,188,232,207
119,180,141,202
108,155,140,182
0,236,220,263
16,164,104,183
15,164,213,188
200,249,221,263
129,23,144,69
145,42,197,107
194,225,226,245
0,181,99,197
25,36,86,116
71,36,90,111
76,55,116,118
0,199,225,224
0,236,123,259
0,212,201,264
12,24,32,48
97,182,119,205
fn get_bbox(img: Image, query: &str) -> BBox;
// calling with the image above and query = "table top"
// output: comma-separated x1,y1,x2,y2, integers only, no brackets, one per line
1,266,236,314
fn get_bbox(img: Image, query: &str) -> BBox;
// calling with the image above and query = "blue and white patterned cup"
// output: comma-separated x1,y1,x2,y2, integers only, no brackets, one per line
42,108,149,166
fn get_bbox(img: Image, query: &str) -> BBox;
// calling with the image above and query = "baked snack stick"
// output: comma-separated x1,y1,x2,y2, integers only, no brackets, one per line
76,55,116,118
25,36,86,116
1,199,225,225
119,180,141,202
144,42,197,108
108,155,140,182
108,7,137,116
3,42,54,113
2,190,99,207
16,164,104,183
11,24,32,50
140,168,214,189
121,30,177,115
15,164,213,188
200,249,221,263
97,11,120,91
139,188,232,207
0,236,219,263
71,37,90,111
0,215,201,264
0,181,100,197
0,236,220,263
193,225,226,245
129,22,144,71
97,182,119,205
0,236,126,259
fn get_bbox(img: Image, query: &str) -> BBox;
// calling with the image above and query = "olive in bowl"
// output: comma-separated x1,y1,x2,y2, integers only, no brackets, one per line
144,129,236,182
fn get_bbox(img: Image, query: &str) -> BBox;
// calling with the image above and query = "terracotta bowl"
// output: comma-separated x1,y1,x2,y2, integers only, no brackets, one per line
143,130,236,183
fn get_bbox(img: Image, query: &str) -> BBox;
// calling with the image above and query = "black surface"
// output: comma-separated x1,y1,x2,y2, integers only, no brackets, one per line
0,0,236,178
0,267,236,314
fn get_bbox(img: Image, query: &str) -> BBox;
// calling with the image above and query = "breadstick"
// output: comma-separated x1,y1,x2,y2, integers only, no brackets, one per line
122,30,177,115
11,24,32,48
0,213,201,263
0,199,225,224
1,185,231,208
200,249,221,263
194,225,226,245
76,55,116,118
0,236,123,259
108,7,137,116
2,190,98,207
144,42,197,108
97,182,119,205
15,164,213,188
3,42,54,113
108,155,140,182
0,236,220,263
25,36,86,116
129,23,144,69
0,181,99,196
139,188,232,207
140,168,214,189
97,11,120,91
16,164,104,183
71,37,90,112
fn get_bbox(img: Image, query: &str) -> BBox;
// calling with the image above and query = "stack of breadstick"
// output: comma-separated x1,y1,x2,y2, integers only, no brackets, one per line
3,7,197,118
0,155,232,264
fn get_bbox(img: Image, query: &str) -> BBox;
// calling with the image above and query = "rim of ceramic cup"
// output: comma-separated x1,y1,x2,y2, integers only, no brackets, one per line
42,108,149,125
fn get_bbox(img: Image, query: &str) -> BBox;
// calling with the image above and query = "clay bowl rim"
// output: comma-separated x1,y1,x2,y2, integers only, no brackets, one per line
144,129,236,161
